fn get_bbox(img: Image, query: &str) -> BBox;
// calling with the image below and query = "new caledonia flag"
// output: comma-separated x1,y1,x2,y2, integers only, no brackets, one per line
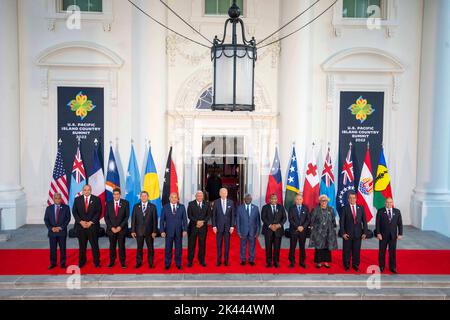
143,145,162,217
284,145,299,211
374,147,393,209
266,147,283,205
162,146,179,206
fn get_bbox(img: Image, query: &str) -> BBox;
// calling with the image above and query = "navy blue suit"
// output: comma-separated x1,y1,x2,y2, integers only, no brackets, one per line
211,198,235,264
288,204,310,265
236,203,260,263
44,204,71,266
160,203,188,268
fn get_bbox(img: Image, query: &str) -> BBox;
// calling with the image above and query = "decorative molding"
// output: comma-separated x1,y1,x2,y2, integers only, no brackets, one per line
45,0,114,32
332,0,399,38
166,35,209,67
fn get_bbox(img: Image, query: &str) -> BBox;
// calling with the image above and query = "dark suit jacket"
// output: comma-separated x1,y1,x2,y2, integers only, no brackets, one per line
375,207,403,240
160,203,188,238
131,202,157,237
261,204,287,237
44,204,71,237
339,204,368,239
236,203,261,237
211,198,235,232
72,195,102,234
187,200,210,233
288,204,310,235
104,199,130,236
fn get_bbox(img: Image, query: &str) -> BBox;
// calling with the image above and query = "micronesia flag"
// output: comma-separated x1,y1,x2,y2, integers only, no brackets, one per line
142,145,162,217
68,146,86,209
320,147,336,212
125,145,141,218
105,146,120,202
336,143,356,217
265,147,283,205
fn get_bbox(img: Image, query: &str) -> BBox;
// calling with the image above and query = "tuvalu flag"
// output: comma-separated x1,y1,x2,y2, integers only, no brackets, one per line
356,144,376,222
265,147,283,205
162,146,179,206
374,147,393,209
284,146,300,211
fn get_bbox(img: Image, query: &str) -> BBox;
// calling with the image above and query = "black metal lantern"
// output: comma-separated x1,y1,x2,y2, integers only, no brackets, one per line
211,0,257,112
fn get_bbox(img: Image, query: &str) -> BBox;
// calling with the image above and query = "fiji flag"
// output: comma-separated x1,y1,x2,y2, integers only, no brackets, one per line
143,146,162,217
68,146,86,209
336,143,356,217
265,147,283,205
320,147,336,212
105,146,120,202
125,145,141,217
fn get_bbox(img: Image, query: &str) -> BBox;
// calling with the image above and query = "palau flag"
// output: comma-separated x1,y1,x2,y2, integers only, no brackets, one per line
320,147,336,212
68,146,86,210
125,145,141,218
105,146,120,202
284,146,300,211
265,147,283,205
374,147,393,210
143,146,162,217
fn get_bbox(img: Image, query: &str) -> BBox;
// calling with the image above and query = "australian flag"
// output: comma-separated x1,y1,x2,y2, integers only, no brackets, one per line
105,146,120,202
336,143,355,218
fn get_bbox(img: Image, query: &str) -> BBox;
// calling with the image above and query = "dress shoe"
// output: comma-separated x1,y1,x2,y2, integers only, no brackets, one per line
107,263,114,268
224,261,229,266
380,267,384,272
48,264,56,270
165,265,170,270
60,264,66,269
187,262,193,268
390,268,397,274
289,263,295,268
121,264,127,269
148,263,153,269
135,263,142,269
300,263,306,269
78,263,85,269
240,261,246,266
353,266,359,272
266,263,272,268
316,263,322,268
344,266,350,271
200,262,207,267
249,262,255,266
216,261,221,267
324,263,330,269
176,265,182,270
274,263,279,268
94,264,101,268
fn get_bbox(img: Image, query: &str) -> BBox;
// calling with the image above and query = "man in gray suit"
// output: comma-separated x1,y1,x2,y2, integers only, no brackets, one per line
236,194,261,266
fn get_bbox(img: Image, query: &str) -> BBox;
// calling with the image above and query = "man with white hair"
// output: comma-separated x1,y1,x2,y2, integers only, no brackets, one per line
187,190,210,267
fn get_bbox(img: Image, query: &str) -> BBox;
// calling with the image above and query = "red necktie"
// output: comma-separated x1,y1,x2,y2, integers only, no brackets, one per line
351,205,357,224
115,202,119,217
85,197,89,213
56,206,60,224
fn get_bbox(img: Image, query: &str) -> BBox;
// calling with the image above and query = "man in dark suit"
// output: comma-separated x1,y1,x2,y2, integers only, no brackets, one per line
375,197,403,273
236,194,260,266
131,191,157,269
339,192,368,271
44,193,71,269
160,192,188,270
288,193,310,268
72,184,102,268
187,191,210,267
105,188,130,269
211,188,235,266
261,194,287,268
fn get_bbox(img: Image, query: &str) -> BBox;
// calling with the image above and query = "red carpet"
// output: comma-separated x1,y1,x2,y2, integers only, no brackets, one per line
1,230,449,275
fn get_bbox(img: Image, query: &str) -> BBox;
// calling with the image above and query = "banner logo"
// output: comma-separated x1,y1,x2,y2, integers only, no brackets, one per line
68,91,96,120
358,177,374,196
348,96,374,124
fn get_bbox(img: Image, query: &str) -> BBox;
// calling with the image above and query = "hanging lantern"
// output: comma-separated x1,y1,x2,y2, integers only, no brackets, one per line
211,0,257,112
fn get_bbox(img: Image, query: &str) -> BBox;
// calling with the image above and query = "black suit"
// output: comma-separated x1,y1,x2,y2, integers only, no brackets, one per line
187,200,210,264
375,207,403,270
131,202,157,266
44,204,71,266
288,205,310,265
104,199,130,266
339,204,368,268
72,195,102,266
211,198,235,264
261,204,287,266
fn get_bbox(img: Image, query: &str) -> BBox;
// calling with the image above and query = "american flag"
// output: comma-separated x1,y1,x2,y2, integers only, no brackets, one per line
47,148,69,205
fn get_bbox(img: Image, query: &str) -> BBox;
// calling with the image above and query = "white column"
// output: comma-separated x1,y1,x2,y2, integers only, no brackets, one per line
131,0,168,179
412,0,450,236
0,0,26,230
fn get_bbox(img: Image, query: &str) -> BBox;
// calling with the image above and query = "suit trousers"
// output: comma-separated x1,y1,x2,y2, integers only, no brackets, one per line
379,237,397,270
165,232,183,267
136,235,154,266
216,230,230,263
239,234,256,263
108,232,126,265
77,227,100,266
49,236,67,266
343,237,362,268
187,225,207,264
289,232,307,264
264,231,281,265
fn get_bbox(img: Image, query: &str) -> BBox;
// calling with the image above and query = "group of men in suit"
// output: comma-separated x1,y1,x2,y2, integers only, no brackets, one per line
44,186,403,273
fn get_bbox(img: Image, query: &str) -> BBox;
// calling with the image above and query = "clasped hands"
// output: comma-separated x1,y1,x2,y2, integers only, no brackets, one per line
80,220,93,229
269,224,281,232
